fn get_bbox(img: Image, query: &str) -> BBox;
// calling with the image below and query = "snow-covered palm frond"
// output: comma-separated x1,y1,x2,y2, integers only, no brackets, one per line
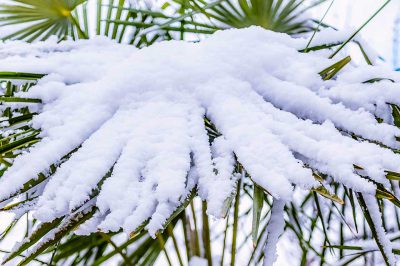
1,27,400,265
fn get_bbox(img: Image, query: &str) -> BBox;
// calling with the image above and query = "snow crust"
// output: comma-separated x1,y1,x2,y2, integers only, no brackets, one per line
1,27,400,262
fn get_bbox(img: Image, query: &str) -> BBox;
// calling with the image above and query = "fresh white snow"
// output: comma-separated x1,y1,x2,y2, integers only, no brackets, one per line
262,199,285,266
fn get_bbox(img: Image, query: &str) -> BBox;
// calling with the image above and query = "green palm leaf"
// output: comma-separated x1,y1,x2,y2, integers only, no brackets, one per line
173,0,329,34
0,0,88,41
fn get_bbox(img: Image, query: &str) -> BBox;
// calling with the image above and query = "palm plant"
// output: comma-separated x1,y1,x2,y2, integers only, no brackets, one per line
0,0,89,41
0,0,216,44
0,0,398,266
171,0,328,34
0,0,327,44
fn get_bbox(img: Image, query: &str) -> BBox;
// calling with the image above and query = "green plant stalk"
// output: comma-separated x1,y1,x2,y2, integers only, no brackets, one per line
11,207,96,266
284,222,321,266
313,192,331,247
92,235,140,266
181,211,191,262
355,41,373,65
0,249,49,265
69,12,88,39
190,201,201,256
157,233,172,266
167,224,183,266
111,0,125,39
48,241,60,266
220,216,230,266
136,0,226,38
82,2,89,36
252,184,264,246
0,219,18,241
117,10,131,43
25,193,29,238
99,232,132,266
319,56,351,80
305,214,319,264
97,0,103,35
231,177,242,266
304,0,335,52
247,211,271,266
202,201,212,266
109,20,216,34
0,97,41,103
356,193,391,266
104,0,115,36
329,0,391,58
0,72,45,80
340,192,347,259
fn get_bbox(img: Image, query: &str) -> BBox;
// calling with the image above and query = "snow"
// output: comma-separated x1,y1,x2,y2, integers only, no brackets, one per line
206,136,237,217
304,27,354,49
189,256,207,266
262,199,285,266
1,26,400,263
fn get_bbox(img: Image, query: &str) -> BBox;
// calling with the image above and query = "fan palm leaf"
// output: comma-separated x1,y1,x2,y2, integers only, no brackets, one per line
167,0,329,34
0,0,180,44
0,0,88,41
0,0,328,45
